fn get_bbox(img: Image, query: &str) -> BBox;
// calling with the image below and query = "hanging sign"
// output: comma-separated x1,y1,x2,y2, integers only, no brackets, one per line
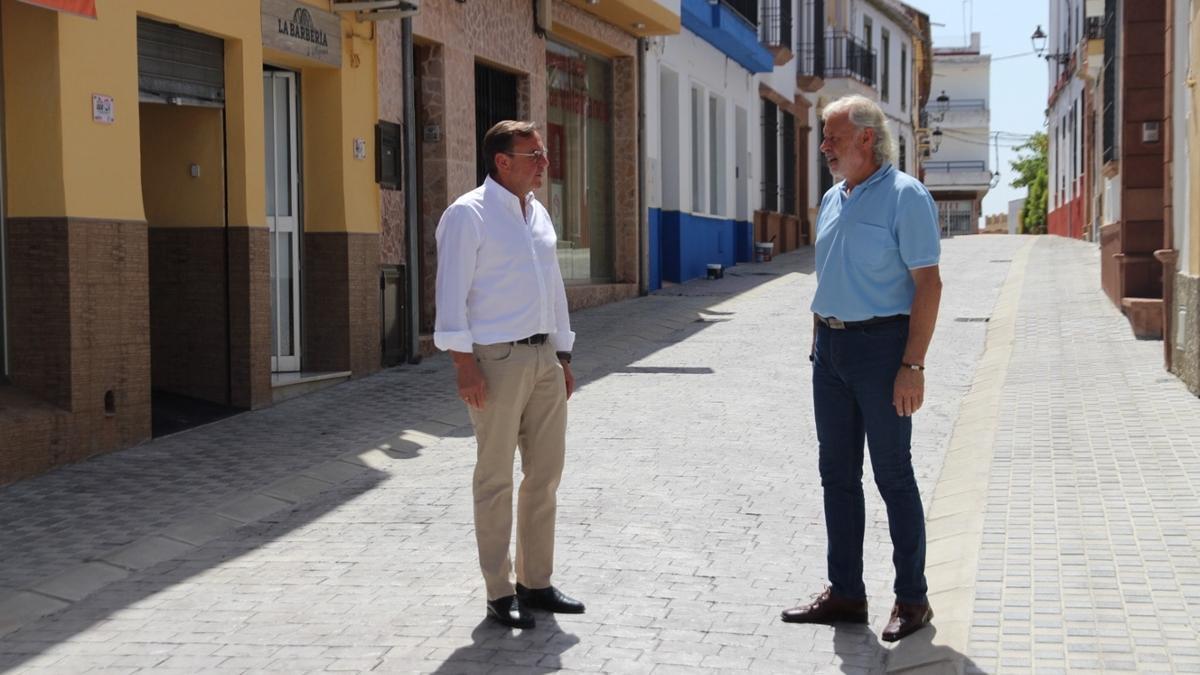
262,0,341,68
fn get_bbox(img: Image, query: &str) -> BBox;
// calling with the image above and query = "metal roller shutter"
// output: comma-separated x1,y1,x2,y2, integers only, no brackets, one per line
137,17,224,107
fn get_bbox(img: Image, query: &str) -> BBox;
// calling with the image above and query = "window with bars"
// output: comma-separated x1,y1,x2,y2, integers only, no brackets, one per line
782,110,796,215
1101,0,1116,163
762,100,779,212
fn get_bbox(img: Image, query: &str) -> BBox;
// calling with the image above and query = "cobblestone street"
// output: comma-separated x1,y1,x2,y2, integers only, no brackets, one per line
1,235,1198,673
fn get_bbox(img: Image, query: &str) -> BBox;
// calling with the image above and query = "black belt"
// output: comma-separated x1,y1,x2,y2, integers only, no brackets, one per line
513,333,549,345
817,314,907,330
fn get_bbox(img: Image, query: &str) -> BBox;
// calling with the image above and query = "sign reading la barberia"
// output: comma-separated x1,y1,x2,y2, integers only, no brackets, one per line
261,0,341,68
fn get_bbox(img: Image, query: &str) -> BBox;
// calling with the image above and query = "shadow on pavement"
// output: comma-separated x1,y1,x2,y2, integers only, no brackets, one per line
432,614,578,674
0,248,814,669
833,624,983,674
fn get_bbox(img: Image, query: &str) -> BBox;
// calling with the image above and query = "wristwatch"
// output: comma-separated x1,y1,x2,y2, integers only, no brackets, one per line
556,351,572,364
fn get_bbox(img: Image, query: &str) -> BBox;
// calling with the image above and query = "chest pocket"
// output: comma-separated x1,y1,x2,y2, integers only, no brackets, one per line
846,221,896,268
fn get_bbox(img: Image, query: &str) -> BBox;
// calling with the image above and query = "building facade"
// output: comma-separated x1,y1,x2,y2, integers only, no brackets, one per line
394,0,679,328
1045,1,1090,240
643,0,796,286
924,32,991,236
0,0,389,483
1168,0,1198,394
798,0,930,224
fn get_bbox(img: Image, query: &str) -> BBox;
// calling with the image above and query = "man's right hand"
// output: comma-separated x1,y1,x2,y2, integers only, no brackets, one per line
452,351,487,409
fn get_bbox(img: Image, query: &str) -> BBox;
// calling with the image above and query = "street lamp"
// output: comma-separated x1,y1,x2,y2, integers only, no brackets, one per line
1030,24,1071,64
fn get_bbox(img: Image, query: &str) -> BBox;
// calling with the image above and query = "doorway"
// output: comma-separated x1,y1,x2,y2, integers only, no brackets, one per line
474,62,519,186
263,69,302,373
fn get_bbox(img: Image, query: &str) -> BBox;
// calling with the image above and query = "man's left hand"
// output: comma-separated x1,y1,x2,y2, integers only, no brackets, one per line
561,361,575,400
893,368,924,417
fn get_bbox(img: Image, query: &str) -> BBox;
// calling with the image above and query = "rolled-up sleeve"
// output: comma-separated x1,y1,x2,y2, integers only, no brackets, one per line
896,183,941,269
433,204,480,353
548,252,575,353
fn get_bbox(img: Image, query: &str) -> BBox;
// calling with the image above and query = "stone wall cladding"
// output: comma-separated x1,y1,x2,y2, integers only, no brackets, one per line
148,228,229,404
227,227,272,410
303,232,381,377
378,17,407,267
1172,273,1200,396
1,217,151,484
408,0,642,320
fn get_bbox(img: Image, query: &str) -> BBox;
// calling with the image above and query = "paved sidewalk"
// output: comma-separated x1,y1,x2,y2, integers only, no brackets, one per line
4,234,1194,673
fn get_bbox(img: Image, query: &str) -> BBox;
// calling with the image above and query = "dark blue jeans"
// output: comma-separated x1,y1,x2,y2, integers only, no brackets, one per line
812,317,928,605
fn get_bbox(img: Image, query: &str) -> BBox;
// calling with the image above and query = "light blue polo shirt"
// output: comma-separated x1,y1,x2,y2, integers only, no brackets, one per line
810,164,941,322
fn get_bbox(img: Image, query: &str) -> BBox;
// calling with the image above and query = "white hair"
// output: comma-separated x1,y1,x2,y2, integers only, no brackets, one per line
821,95,897,166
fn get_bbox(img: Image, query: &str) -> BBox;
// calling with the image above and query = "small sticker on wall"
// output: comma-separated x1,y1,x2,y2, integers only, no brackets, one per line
353,137,367,160
93,94,114,124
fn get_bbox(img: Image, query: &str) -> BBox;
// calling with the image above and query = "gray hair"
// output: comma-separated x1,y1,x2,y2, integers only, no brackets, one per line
821,95,897,166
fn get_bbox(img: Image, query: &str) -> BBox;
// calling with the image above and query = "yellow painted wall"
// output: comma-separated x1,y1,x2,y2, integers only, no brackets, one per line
2,0,66,217
3,0,378,232
287,16,381,234
139,103,225,228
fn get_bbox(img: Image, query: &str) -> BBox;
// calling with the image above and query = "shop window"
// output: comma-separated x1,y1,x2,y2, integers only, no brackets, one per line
546,41,614,282
375,121,402,190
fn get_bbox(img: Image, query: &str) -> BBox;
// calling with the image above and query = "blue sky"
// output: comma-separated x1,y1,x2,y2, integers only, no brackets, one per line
904,0,1049,222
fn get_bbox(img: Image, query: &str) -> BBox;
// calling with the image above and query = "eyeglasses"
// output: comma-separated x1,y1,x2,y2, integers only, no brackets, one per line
504,148,549,161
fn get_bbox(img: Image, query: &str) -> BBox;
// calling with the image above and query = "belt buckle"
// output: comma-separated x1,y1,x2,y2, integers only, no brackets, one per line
827,317,845,330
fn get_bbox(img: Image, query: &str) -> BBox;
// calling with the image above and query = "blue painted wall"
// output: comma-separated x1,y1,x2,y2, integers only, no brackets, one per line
647,208,663,291
681,0,774,73
735,220,754,263
659,210,740,283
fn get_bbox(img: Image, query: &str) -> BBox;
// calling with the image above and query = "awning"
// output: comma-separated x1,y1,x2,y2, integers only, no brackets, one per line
17,0,96,19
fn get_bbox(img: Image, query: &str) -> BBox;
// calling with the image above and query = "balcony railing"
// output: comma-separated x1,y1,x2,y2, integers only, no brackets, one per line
926,98,987,111
722,0,759,28
824,31,875,86
759,0,792,50
796,0,824,78
924,160,987,172
1085,15,1104,40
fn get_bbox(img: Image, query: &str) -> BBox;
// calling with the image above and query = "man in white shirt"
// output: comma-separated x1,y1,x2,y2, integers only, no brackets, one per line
434,120,583,629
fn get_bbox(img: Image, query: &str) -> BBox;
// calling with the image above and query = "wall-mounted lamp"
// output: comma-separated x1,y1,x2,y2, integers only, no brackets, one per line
1030,25,1071,64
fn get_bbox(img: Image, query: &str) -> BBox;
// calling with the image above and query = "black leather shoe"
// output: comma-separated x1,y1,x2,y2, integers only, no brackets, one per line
781,588,868,625
881,601,933,642
486,595,535,629
515,583,586,614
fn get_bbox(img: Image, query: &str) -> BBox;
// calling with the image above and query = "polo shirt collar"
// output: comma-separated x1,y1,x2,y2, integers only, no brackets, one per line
838,163,895,197
484,175,535,221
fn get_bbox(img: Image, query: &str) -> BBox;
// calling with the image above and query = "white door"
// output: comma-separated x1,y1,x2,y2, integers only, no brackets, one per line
263,70,301,373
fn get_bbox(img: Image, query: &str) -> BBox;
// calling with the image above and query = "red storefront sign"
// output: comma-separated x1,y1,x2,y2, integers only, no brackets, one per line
17,0,96,18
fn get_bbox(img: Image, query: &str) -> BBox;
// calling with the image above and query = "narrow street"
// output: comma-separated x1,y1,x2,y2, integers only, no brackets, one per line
1,234,1197,674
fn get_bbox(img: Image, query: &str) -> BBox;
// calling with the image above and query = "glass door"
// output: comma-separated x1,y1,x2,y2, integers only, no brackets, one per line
263,70,301,373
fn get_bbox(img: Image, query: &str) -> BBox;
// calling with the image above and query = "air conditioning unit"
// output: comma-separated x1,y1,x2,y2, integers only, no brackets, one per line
330,0,419,21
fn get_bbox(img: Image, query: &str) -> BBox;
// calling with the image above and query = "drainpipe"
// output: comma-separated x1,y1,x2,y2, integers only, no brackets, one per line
402,17,422,363
637,37,649,296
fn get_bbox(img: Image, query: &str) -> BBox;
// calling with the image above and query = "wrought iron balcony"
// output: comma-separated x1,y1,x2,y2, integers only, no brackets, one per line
824,31,876,87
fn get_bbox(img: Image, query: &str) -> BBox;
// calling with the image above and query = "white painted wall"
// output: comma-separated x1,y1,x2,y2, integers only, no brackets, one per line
928,53,990,168
643,30,763,220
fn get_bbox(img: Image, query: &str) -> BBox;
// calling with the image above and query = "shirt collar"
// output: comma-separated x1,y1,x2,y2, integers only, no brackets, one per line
484,175,535,220
837,163,894,198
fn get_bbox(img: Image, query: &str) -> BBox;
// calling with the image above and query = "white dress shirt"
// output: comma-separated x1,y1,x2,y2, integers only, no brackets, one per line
434,176,575,354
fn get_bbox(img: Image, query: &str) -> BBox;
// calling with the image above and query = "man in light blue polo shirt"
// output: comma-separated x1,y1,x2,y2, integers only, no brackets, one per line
781,95,943,643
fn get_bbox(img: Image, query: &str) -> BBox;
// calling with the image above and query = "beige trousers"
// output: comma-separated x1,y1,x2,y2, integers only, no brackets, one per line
468,341,567,600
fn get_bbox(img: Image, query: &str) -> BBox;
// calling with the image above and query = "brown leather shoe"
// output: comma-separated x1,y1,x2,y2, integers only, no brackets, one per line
781,588,868,625
881,601,933,642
